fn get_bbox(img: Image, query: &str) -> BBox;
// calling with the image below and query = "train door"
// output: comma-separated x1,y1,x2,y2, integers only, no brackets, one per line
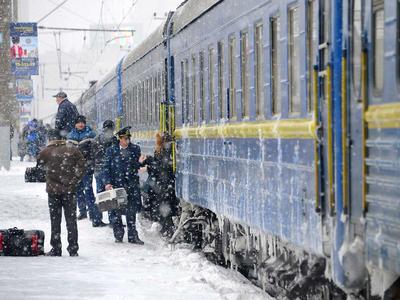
363,0,400,291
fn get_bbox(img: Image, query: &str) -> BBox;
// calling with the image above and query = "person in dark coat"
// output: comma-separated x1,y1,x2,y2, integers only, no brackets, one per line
67,115,105,227
54,91,79,137
91,120,118,224
26,119,40,161
140,132,178,237
104,126,144,244
37,129,86,256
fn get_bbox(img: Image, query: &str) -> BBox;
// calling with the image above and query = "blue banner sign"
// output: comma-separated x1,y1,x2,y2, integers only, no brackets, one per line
9,22,39,76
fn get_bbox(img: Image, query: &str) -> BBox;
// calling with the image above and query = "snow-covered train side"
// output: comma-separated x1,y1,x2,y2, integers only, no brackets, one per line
78,0,400,298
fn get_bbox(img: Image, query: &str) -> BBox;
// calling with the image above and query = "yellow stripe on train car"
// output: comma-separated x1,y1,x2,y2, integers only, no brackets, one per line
174,119,316,140
365,102,400,129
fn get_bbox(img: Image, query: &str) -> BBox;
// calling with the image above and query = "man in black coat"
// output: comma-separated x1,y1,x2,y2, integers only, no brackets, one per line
104,127,144,244
37,129,86,256
54,91,79,137
92,120,118,225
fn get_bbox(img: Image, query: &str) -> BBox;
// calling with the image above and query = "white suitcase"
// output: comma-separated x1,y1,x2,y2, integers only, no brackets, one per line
95,188,128,212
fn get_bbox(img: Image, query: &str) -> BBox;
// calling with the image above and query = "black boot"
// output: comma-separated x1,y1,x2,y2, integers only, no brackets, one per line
45,248,62,256
128,234,144,245
77,213,87,220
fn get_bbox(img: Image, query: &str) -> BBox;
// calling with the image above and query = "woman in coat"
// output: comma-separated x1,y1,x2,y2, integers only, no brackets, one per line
140,132,178,238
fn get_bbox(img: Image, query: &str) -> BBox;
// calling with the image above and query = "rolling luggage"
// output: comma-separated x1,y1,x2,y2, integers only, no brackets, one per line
25,165,46,183
0,227,45,256
95,188,127,212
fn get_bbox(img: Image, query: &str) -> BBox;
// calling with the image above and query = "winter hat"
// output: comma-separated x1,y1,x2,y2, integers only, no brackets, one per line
103,120,115,130
48,129,64,141
75,115,86,125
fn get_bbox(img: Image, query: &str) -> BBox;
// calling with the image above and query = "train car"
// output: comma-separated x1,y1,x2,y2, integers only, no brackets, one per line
80,0,400,298
77,81,98,129
120,19,169,155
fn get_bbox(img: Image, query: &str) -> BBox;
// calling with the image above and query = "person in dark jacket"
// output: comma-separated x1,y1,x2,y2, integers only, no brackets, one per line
67,115,105,227
104,126,144,244
37,129,86,256
140,132,178,237
91,120,118,224
54,91,79,137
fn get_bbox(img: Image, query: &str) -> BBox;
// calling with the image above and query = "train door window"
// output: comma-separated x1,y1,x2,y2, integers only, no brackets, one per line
351,0,362,96
209,47,216,121
255,23,264,119
240,30,250,119
181,61,185,124
228,36,237,120
289,4,301,114
398,0,400,82
271,16,281,115
307,0,317,112
217,41,225,120
192,56,197,124
373,0,384,94
199,51,206,122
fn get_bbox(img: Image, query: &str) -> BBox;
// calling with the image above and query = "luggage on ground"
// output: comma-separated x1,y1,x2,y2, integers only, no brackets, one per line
0,227,45,256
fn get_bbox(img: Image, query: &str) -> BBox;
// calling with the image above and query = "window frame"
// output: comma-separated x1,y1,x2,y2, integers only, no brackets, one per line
191,55,197,124
372,0,385,96
228,35,237,120
288,4,301,115
217,41,225,120
199,51,206,123
208,46,216,122
270,15,281,116
254,22,265,120
240,30,250,119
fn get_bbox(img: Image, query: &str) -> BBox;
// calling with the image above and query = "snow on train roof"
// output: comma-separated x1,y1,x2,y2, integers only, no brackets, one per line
95,65,118,90
171,0,222,35
121,20,167,71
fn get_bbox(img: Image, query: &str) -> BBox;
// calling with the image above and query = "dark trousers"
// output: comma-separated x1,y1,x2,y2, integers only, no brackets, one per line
77,173,102,225
48,193,79,254
95,171,112,224
109,186,140,241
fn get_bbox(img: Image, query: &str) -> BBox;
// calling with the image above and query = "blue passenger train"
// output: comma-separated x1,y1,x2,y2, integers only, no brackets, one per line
77,0,400,298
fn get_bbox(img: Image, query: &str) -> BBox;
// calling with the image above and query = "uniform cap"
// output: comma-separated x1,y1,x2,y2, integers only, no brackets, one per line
116,126,132,138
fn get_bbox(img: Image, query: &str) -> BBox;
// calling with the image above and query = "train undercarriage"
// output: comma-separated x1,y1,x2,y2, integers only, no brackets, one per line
168,201,399,300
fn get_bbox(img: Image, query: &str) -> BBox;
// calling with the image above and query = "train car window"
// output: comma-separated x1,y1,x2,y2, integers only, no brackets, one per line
209,47,216,121
352,0,362,96
181,61,185,124
154,75,158,124
218,41,225,120
289,5,301,114
151,78,155,125
255,23,264,119
199,51,206,122
185,59,190,123
192,56,197,124
373,0,384,94
240,30,250,118
228,36,237,120
307,0,316,112
271,16,281,115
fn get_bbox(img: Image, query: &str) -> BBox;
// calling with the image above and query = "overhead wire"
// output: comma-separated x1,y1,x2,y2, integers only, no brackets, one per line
37,0,69,23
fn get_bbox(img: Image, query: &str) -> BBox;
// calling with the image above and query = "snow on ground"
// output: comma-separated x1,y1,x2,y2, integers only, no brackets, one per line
0,161,271,300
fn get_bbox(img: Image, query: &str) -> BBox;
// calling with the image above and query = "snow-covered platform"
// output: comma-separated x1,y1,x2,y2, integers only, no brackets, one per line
0,161,269,300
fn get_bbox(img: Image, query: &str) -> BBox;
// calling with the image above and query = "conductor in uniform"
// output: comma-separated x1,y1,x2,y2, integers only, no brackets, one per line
104,127,144,244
